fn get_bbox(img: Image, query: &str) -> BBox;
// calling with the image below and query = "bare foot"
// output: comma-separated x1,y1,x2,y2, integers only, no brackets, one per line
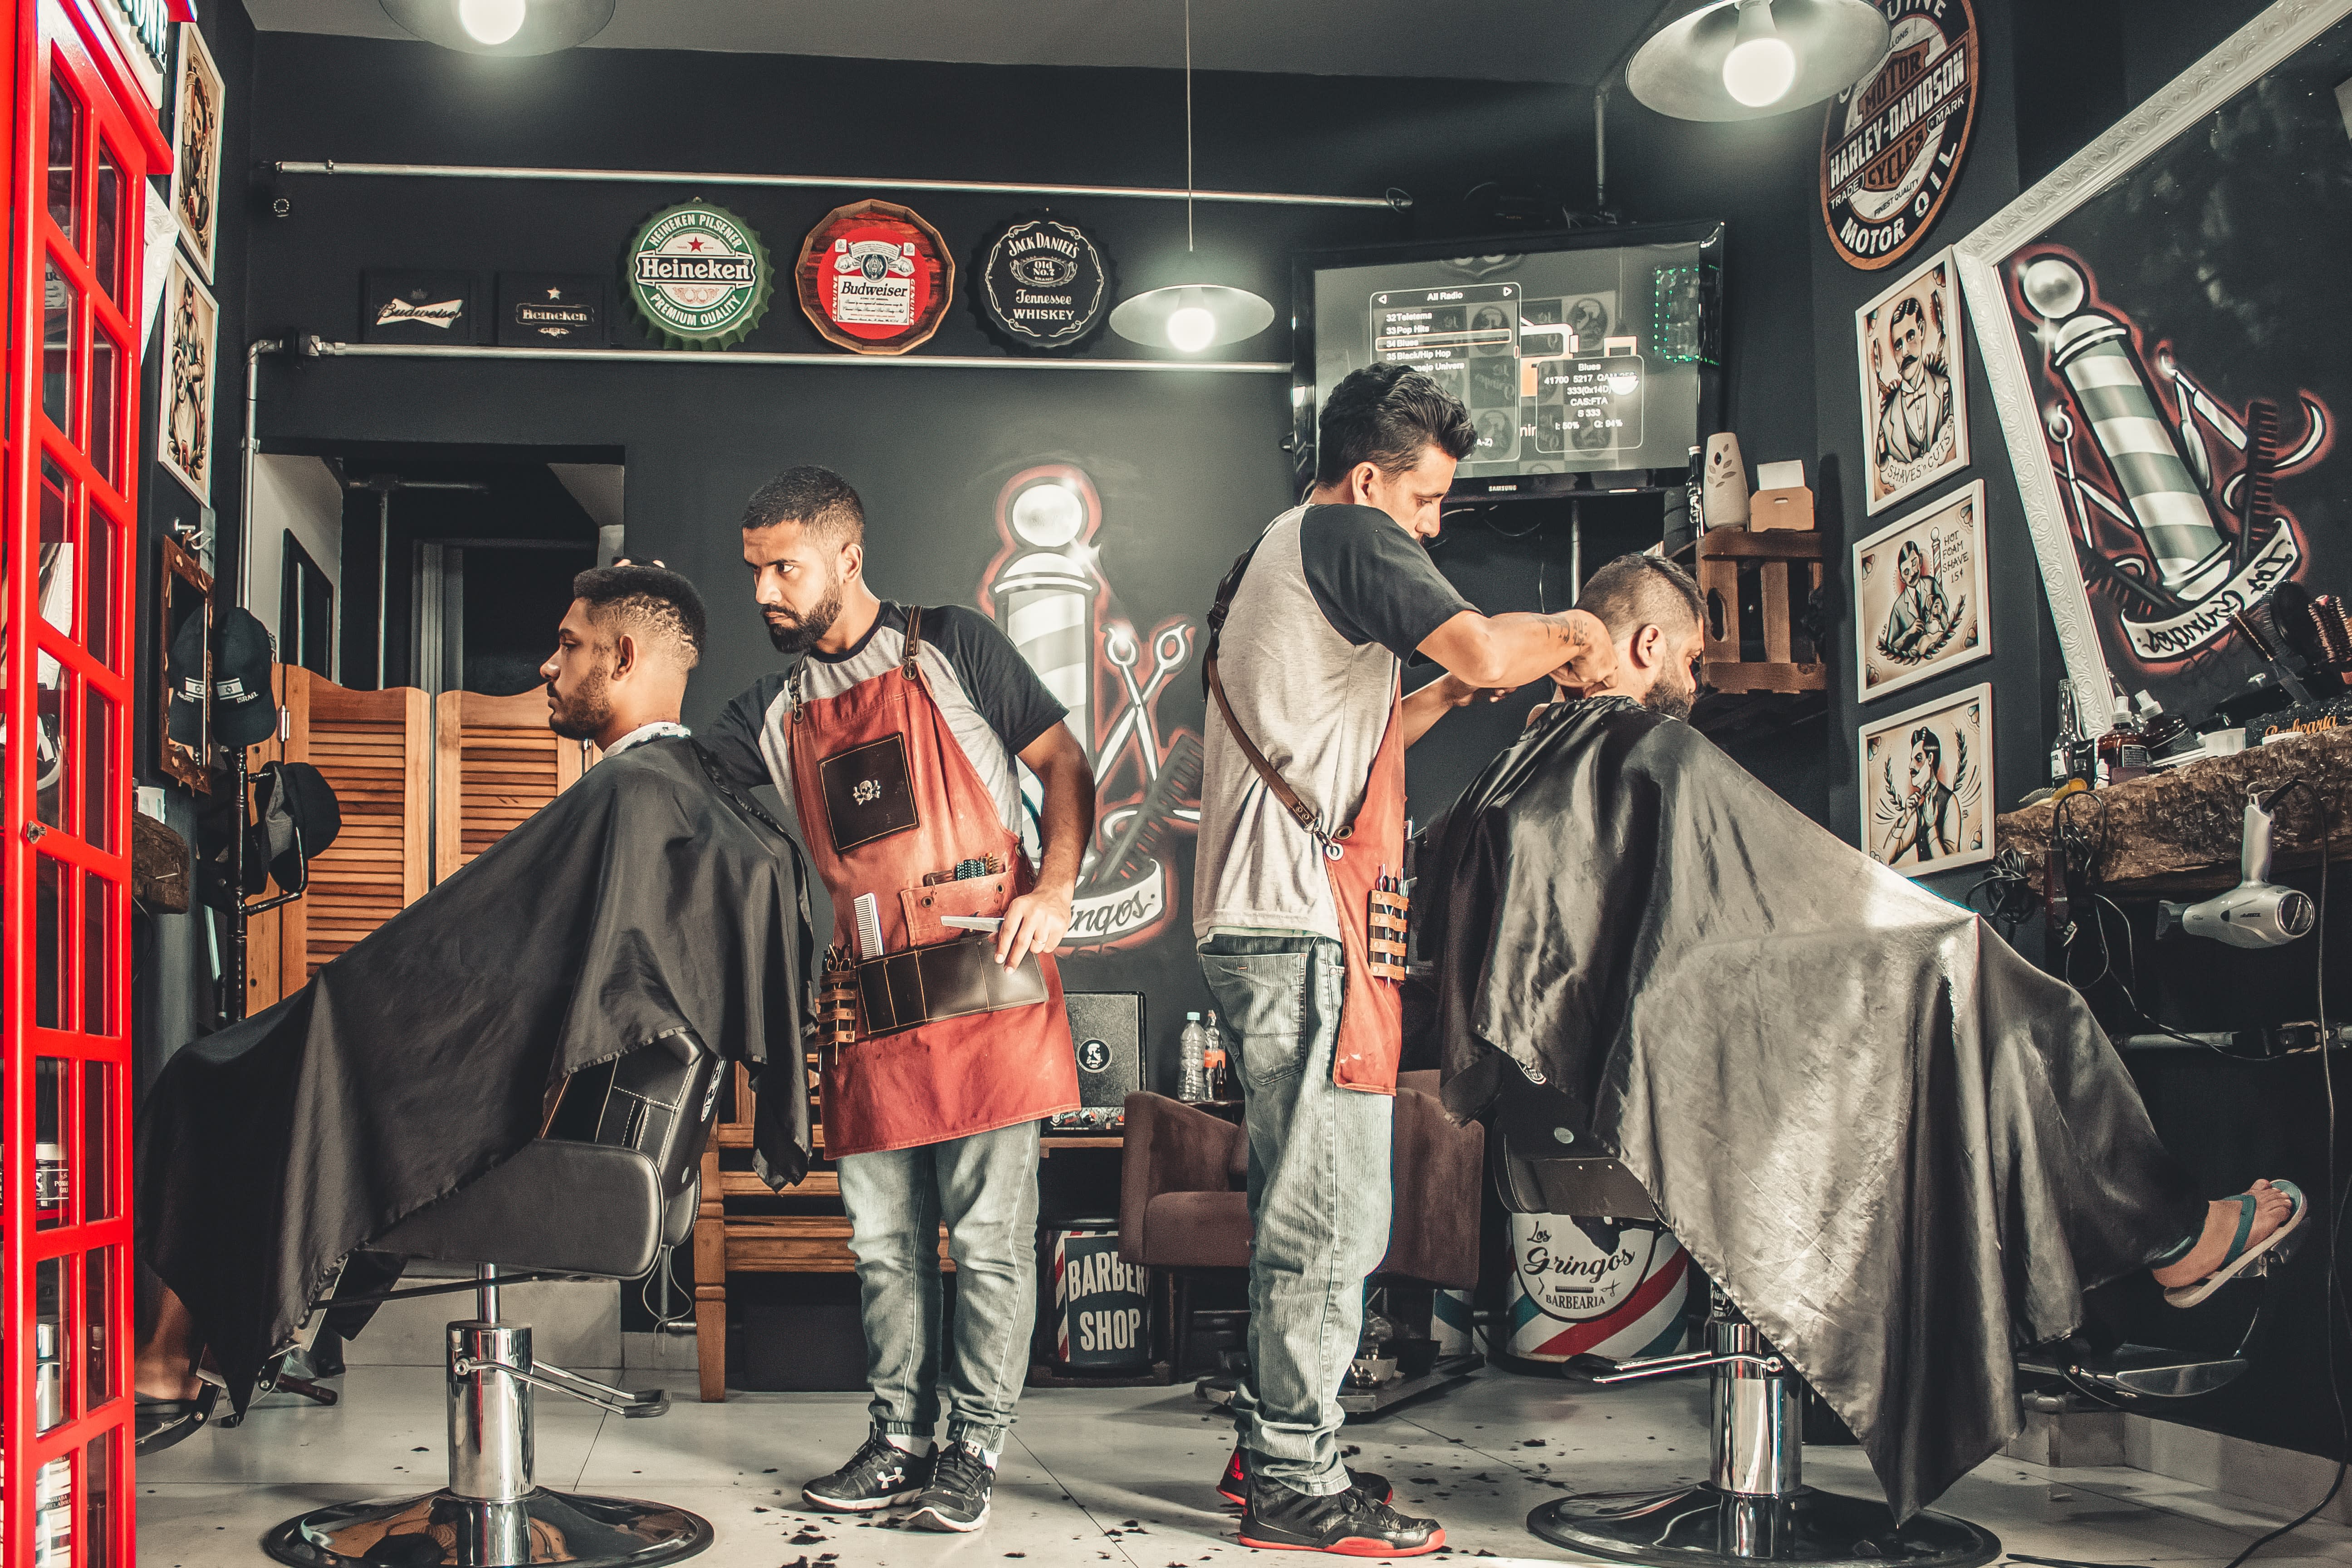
2152,1180,2296,1287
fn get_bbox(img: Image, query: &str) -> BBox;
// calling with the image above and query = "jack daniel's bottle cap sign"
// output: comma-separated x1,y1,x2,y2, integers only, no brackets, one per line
625,200,774,349
975,216,1112,351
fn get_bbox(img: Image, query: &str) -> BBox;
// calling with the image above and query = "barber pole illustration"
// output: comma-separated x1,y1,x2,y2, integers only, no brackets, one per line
981,465,1202,950
1505,1214,1690,1364
2015,248,2332,665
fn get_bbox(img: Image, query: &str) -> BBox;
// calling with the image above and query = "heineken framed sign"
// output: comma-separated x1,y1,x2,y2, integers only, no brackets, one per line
499,273,603,347
794,200,955,355
974,215,1112,352
625,201,774,349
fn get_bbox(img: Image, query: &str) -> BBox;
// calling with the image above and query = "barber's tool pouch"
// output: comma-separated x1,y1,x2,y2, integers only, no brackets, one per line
900,875,1015,947
856,936,1047,1039
818,949,861,1049
1367,886,1410,982
818,733,920,851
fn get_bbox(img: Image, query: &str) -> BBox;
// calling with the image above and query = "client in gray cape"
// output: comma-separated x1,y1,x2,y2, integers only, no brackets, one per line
1422,554,2302,1523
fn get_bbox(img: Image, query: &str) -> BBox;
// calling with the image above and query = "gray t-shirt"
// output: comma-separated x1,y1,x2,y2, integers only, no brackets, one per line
1192,504,1474,942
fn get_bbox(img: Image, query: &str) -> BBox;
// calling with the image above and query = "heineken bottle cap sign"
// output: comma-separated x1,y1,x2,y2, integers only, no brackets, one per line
626,201,774,349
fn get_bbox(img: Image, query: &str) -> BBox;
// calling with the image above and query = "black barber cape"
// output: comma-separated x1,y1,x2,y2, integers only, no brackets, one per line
137,737,816,1407
1426,698,2202,1522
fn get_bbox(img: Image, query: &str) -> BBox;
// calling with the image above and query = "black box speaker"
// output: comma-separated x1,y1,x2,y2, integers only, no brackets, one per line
1055,991,1145,1130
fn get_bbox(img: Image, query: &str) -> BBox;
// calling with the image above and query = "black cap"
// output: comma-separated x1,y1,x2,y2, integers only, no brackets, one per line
253,761,341,894
210,608,279,748
166,608,209,747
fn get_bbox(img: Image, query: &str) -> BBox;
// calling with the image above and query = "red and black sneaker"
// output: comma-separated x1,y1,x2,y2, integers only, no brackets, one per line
1215,1443,1391,1508
1237,1477,1442,1557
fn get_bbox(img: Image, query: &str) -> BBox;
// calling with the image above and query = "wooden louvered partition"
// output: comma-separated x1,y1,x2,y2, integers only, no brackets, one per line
436,690,594,881
242,668,433,1010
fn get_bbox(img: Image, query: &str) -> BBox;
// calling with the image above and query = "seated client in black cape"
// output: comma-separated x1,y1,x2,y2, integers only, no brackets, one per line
1420,554,2303,1525
135,565,815,1443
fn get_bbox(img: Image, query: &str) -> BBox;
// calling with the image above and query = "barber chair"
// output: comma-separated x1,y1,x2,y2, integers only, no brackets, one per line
1118,1070,1485,1405
1492,1091,2002,1568
263,1034,725,1568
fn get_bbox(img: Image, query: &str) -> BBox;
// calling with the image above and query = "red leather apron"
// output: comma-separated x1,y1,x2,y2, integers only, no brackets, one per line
785,613,1079,1157
1324,690,1406,1093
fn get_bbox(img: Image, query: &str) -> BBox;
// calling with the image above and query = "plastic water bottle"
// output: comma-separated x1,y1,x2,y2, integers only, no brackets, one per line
1178,1013,1209,1102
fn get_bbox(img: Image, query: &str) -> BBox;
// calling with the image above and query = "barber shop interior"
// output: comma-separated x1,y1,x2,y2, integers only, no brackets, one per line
10,0,2352,1564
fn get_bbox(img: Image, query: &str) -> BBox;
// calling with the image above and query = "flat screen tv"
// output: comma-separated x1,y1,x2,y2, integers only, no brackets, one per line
1293,222,1725,501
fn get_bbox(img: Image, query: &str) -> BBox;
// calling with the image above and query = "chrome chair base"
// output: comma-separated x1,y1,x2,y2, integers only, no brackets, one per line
1528,1483,2001,1568
262,1486,713,1568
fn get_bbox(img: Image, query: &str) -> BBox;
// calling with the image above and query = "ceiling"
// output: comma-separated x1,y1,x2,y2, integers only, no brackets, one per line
241,0,1661,85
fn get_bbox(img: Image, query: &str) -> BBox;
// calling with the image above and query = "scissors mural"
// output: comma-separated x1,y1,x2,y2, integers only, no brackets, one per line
978,464,1202,951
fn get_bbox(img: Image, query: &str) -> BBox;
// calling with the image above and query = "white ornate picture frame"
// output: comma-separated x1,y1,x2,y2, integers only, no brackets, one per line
169,22,223,283
1855,248,1970,514
1953,0,2352,737
1854,480,1991,703
1859,681,1993,877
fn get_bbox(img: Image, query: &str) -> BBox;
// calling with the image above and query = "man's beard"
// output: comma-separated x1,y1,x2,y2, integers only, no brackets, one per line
546,666,612,740
764,575,844,655
1642,667,1697,722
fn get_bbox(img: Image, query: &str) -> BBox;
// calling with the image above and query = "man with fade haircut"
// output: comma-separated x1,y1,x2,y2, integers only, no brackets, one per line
137,565,820,1455
1524,553,1709,723
1191,362,1614,1556
703,465,1096,1534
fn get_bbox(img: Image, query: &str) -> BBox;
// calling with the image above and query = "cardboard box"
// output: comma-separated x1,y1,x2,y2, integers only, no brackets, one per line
1750,485,1814,530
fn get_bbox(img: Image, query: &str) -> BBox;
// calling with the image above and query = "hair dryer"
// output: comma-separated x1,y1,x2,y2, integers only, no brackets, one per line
2156,789,2315,949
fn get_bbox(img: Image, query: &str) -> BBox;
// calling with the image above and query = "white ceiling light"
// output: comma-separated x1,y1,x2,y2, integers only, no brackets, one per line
380,0,615,55
458,0,527,45
1109,0,1275,354
1627,0,1890,122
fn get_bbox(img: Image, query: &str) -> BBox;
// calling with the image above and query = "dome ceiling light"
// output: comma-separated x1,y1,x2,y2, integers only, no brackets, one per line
379,0,618,56
1626,0,1891,122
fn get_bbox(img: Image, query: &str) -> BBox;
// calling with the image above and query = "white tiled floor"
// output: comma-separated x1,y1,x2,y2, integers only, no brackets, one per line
141,1362,2352,1566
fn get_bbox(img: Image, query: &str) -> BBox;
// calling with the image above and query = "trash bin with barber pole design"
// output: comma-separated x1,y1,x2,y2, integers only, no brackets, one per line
1047,1220,1151,1373
1504,1212,1692,1364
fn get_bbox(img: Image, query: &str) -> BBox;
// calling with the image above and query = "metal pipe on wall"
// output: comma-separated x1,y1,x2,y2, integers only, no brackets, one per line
304,339,1289,373
238,338,288,608
273,159,1409,211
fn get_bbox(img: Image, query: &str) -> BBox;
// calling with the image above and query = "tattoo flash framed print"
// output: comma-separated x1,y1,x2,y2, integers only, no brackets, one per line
1861,681,1991,876
1856,247,1970,514
1853,479,1990,702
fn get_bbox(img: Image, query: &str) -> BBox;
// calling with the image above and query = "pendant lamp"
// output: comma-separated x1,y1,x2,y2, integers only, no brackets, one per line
380,0,617,55
1626,0,1891,122
1109,0,1276,353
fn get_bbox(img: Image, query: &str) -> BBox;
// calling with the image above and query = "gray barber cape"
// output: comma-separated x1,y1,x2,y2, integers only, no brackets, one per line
1426,697,2203,1522
137,737,816,1407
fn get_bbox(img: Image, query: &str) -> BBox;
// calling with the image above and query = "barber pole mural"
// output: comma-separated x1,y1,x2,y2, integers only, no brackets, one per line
980,465,1202,950
2013,248,2334,670
1505,1214,1691,1364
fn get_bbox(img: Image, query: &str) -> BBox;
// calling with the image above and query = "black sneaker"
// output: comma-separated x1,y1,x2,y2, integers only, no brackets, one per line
1215,1443,1391,1508
801,1428,933,1512
905,1438,995,1532
1238,1476,1443,1556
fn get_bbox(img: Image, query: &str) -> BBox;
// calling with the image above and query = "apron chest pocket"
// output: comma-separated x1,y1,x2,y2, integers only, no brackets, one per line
818,734,920,851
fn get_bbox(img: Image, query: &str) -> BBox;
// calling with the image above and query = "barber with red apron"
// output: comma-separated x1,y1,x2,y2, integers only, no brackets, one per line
1192,367,1612,1557
706,467,1094,1536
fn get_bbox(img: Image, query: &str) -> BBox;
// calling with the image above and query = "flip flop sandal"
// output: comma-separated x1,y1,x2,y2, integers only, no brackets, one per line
135,1382,219,1456
2165,1181,2309,1308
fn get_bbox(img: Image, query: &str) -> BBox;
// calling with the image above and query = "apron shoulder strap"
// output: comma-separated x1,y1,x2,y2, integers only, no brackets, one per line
1200,535,1323,843
902,606,925,681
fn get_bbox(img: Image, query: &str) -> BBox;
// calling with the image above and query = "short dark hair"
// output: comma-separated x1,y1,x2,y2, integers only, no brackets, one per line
571,564,707,668
1910,726,1942,770
1315,363,1476,487
742,465,865,545
1574,554,1705,643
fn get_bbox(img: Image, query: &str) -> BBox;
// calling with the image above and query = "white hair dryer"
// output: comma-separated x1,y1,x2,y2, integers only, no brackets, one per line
2156,789,2316,949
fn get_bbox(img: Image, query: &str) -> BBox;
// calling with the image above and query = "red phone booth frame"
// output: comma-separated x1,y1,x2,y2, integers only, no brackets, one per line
3,2,170,1564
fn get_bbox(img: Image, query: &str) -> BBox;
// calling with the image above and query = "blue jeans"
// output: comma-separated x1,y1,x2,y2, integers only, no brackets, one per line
835,1120,1041,1452
1199,934,1394,1496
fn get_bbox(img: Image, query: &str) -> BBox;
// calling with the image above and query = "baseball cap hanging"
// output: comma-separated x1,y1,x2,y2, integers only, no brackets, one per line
210,608,280,749
166,610,210,747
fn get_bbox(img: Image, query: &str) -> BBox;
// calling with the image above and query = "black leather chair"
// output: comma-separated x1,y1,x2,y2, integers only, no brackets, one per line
264,1033,725,1568
1490,1089,2003,1568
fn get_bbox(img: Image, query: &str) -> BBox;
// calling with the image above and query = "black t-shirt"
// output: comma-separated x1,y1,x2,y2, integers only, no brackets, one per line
1296,504,1473,660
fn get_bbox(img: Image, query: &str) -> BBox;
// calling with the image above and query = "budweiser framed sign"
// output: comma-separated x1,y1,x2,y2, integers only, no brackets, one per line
1820,0,1979,271
362,269,477,343
795,199,955,355
625,200,774,349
